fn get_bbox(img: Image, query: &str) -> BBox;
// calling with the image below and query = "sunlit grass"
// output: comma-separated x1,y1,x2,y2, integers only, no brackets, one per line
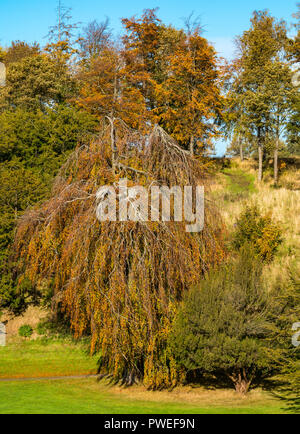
0,378,290,414
0,338,98,379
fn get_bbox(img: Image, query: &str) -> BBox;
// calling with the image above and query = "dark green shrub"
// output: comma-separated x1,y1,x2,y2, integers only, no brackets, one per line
233,205,282,262
169,246,280,394
36,316,72,338
272,266,300,409
36,321,48,336
18,324,33,339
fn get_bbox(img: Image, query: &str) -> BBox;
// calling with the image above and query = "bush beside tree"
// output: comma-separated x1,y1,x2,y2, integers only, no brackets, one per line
169,246,282,394
232,204,282,262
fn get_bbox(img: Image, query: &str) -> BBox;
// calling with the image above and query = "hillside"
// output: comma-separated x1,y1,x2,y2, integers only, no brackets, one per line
212,157,300,284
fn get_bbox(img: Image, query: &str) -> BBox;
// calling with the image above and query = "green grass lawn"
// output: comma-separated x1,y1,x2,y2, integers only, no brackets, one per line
0,339,293,414
0,338,99,378
211,165,256,206
0,377,290,414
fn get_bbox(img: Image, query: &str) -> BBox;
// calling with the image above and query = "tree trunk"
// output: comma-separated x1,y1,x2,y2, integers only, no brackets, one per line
274,135,279,185
229,370,252,395
239,136,244,162
190,135,194,156
234,378,252,395
109,71,119,174
257,128,263,182
111,122,117,172
107,116,117,173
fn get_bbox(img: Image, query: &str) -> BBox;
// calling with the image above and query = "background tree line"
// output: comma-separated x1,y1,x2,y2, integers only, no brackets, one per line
225,6,300,183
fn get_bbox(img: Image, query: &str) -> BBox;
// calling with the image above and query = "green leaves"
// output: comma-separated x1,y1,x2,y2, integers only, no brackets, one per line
0,54,75,112
169,247,278,392
0,107,97,164
232,204,283,262
0,105,97,311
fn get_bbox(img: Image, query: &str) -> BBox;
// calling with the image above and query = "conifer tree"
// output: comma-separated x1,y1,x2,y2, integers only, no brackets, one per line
170,246,281,394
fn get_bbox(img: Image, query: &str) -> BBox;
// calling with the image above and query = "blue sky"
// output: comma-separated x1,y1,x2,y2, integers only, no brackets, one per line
0,0,298,154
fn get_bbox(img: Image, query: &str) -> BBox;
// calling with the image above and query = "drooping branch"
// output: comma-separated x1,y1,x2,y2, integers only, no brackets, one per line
13,124,225,389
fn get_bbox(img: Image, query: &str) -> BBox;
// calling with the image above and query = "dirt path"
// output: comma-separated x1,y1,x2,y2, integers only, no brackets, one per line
0,374,98,383
224,170,252,190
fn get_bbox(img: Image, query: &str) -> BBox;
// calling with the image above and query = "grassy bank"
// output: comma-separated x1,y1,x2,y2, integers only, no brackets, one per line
212,159,300,284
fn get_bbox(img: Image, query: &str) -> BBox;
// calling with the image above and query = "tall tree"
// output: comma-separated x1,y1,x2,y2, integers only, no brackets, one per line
154,28,222,154
47,0,79,44
223,60,252,160
0,53,75,112
4,41,40,65
76,44,147,171
267,61,295,183
79,19,111,61
122,8,161,114
286,4,300,155
122,9,222,154
236,11,287,181
46,0,80,65
289,3,300,62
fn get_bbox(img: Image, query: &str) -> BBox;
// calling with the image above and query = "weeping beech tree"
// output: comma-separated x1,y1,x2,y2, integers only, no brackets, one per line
13,122,225,389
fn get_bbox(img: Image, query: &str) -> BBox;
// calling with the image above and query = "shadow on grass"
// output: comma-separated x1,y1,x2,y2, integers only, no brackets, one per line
186,372,298,413
261,378,300,414
186,370,233,390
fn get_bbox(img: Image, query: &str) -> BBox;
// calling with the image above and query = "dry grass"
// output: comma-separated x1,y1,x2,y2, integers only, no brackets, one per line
107,383,275,407
278,168,300,191
223,183,299,244
216,158,300,282
0,306,48,341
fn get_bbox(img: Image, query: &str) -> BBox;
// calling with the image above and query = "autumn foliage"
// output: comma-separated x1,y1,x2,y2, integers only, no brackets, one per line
77,9,223,153
13,123,225,388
